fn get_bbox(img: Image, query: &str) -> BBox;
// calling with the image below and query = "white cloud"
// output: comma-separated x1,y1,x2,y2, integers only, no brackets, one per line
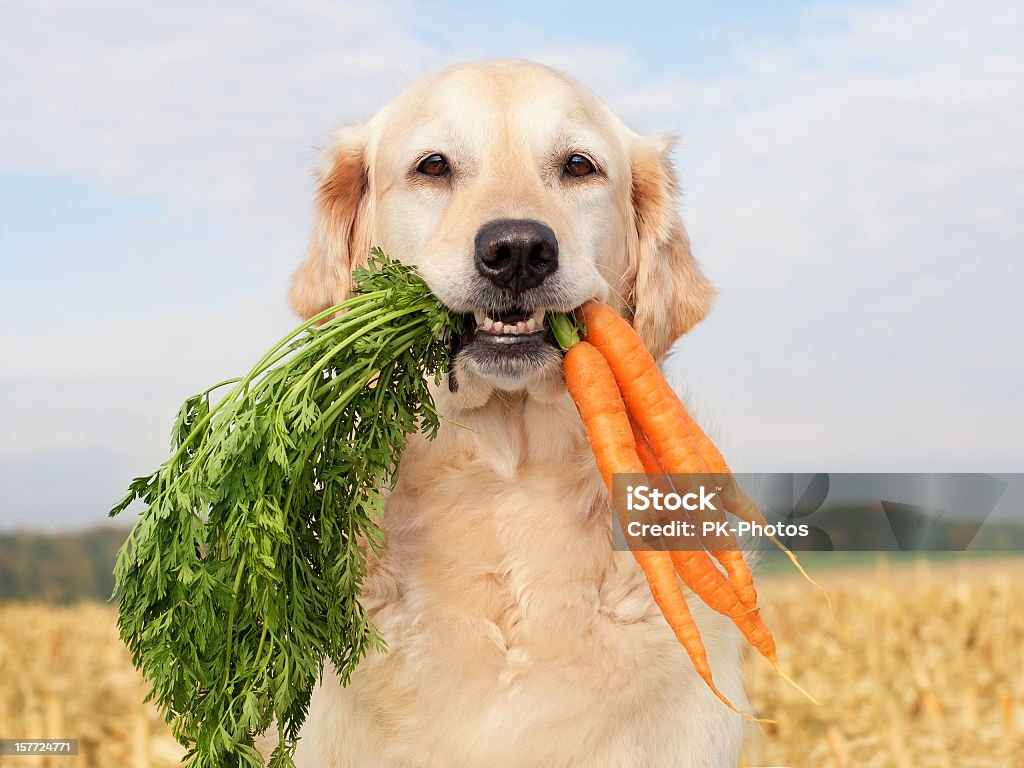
0,290,296,530
1,1,442,233
0,290,294,459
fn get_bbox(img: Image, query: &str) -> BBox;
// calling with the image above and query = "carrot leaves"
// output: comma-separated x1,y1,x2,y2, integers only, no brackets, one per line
109,250,460,767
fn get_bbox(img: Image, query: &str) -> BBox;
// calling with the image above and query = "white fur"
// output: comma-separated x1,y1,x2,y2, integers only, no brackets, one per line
264,60,746,767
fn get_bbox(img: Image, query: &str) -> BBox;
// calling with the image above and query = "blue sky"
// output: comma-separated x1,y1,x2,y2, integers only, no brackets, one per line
1,0,1022,529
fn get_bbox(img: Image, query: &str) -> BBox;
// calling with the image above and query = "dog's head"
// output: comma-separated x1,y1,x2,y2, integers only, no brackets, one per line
291,60,713,404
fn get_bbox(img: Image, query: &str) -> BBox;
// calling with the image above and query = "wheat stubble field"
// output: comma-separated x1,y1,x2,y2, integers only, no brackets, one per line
1,558,1021,768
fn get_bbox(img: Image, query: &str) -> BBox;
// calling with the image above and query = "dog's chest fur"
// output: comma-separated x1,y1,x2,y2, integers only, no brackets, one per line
291,392,748,767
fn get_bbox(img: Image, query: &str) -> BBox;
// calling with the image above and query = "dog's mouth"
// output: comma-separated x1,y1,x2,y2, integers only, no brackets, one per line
448,304,568,390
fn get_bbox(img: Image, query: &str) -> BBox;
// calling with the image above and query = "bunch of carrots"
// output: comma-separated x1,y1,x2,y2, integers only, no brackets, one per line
552,302,817,720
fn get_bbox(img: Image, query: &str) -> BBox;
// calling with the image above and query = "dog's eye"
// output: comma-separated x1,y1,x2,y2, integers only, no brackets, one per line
564,154,596,178
417,154,449,177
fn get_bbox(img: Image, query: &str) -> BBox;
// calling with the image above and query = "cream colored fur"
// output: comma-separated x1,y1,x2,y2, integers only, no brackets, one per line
263,60,747,768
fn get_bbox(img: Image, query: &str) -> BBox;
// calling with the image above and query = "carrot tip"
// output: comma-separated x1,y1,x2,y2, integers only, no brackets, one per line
769,536,835,620
771,660,821,706
707,680,775,724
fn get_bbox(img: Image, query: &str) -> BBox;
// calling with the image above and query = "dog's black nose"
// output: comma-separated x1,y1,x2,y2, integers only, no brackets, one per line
474,219,558,293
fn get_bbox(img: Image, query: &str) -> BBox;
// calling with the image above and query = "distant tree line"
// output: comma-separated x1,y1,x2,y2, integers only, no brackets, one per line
2,510,1020,603
0,526,130,603
774,503,1024,553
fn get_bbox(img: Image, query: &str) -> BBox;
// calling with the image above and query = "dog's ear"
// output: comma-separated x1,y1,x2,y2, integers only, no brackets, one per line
627,133,715,360
290,125,373,319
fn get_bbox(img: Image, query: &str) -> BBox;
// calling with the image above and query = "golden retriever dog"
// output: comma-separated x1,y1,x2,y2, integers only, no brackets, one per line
263,59,748,767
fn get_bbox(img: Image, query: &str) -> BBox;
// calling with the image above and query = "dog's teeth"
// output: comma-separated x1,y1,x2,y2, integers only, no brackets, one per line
478,313,541,335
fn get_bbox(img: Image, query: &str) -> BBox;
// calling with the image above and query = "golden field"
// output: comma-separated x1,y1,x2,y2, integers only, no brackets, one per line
1,558,1021,768
743,557,1023,767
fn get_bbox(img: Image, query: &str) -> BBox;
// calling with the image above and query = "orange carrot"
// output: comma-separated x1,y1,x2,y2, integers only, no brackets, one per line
629,416,779,664
564,341,767,721
581,302,758,609
587,302,828,608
